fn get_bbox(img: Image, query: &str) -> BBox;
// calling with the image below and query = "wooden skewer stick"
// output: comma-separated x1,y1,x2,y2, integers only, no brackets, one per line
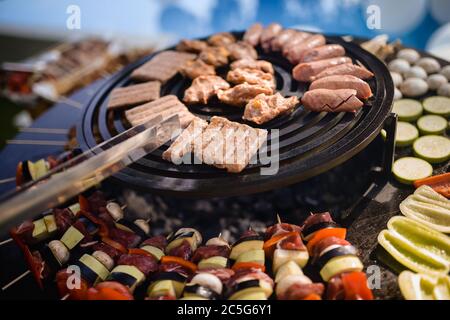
61,293,70,300
0,177,16,185
0,238,13,246
276,214,282,224
1,270,31,291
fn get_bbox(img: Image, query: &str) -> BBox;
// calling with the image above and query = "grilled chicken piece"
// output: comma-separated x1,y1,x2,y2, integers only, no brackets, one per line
299,44,345,63
180,59,216,79
271,29,297,52
285,34,326,64
227,41,258,61
183,75,230,104
208,32,236,47
226,68,276,90
260,23,283,51
230,59,274,74
311,63,374,81
217,83,273,107
199,46,230,67
125,95,195,128
310,75,373,99
176,39,208,53
282,31,311,55
302,89,364,113
131,51,196,83
243,23,263,46
292,57,352,82
162,117,208,163
243,93,299,124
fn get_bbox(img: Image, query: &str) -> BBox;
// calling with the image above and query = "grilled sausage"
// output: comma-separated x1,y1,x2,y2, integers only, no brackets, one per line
293,57,352,82
309,75,373,99
312,63,374,81
299,44,345,63
243,23,263,46
285,34,326,64
301,88,363,112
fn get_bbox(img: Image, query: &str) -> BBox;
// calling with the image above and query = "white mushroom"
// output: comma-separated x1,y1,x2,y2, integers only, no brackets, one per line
92,250,114,270
399,78,429,97
175,228,203,247
48,240,70,265
106,202,124,221
276,274,312,297
440,65,450,81
190,273,223,295
390,72,403,87
403,66,427,80
396,48,420,64
416,57,441,74
394,88,403,101
437,83,450,97
134,219,150,235
427,74,448,91
388,59,410,74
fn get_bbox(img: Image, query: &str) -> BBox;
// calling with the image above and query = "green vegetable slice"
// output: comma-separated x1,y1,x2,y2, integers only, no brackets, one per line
393,99,423,122
417,115,448,135
392,157,433,185
423,96,450,117
413,135,450,163
378,229,449,276
396,122,419,147
400,195,450,233
398,271,450,300
387,216,450,263
413,185,450,211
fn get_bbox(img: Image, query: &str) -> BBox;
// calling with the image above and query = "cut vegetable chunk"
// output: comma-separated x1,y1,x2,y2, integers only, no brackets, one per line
423,96,450,117
393,157,433,185
392,99,423,122
398,271,450,300
395,122,419,147
417,115,448,135
413,135,450,163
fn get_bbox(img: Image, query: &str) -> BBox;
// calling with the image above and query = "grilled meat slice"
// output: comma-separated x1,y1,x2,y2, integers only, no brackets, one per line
311,63,374,81
260,23,283,51
199,46,230,67
217,83,273,107
227,41,258,61
271,29,297,52
176,39,208,53
162,118,208,164
310,75,373,99
230,59,274,74
299,44,345,63
108,81,161,109
207,32,236,47
226,68,276,90
282,31,311,56
131,51,196,83
292,57,352,82
243,23,263,46
285,34,326,64
243,93,299,124
183,75,230,104
180,59,216,79
301,89,364,113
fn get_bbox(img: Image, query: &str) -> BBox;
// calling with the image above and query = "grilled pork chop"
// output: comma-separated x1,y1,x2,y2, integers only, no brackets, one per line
226,68,276,90
243,23,263,46
309,75,373,99
183,75,230,105
243,93,299,124
199,46,230,67
180,59,216,79
299,44,345,63
301,89,364,113
217,83,273,107
311,63,374,81
285,34,326,64
230,59,274,74
292,57,352,82
227,41,258,61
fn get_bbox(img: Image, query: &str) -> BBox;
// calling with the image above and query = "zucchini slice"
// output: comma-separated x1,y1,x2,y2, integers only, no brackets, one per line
423,96,450,117
396,122,420,147
392,157,433,185
417,115,448,135
413,135,450,163
319,255,363,282
377,229,449,276
393,99,423,122
399,195,450,233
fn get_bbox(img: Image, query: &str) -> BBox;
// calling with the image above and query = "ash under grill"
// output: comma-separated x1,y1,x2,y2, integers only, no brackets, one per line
78,33,394,198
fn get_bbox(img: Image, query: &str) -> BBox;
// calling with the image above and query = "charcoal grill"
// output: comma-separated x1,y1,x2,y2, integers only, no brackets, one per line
77,32,394,197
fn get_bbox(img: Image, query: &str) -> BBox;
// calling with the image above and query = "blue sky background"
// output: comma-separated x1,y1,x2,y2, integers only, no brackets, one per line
0,0,449,51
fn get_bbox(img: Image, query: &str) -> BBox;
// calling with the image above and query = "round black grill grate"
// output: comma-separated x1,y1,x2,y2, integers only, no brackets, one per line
78,32,394,198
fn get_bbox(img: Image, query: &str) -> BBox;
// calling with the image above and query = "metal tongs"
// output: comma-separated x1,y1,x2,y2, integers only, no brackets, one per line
0,114,180,234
